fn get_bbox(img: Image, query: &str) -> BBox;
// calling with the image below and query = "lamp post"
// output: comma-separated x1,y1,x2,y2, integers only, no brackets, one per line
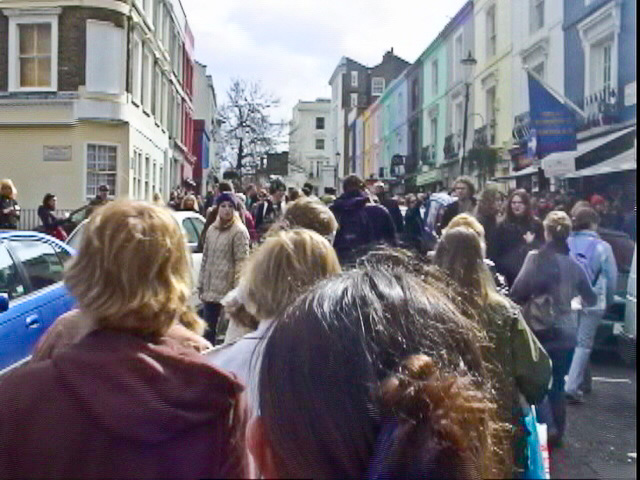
334,152,340,191
460,51,477,176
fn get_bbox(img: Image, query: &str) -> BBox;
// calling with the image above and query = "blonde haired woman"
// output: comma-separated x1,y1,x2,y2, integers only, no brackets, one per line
0,178,20,230
0,200,248,479
267,196,339,241
198,192,250,342
434,226,551,476
206,229,341,410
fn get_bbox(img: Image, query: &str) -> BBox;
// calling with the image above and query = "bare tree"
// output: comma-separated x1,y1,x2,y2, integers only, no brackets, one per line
218,79,286,178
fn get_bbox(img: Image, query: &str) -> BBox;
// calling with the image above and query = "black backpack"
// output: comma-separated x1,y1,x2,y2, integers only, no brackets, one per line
333,207,374,262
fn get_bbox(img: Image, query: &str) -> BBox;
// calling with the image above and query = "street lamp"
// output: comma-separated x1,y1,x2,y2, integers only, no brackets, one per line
334,152,340,191
460,50,477,176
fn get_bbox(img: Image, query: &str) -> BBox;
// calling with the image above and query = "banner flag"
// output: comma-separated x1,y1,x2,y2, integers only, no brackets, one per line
528,72,577,157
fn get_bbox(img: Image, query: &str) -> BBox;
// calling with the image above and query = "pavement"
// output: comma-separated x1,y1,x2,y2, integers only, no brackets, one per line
550,351,636,479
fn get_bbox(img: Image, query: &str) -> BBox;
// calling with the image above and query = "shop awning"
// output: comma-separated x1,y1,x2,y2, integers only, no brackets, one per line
541,126,636,177
492,165,539,181
561,147,636,179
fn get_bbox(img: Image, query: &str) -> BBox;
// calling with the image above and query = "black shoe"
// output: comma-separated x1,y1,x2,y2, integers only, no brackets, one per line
566,391,585,404
548,432,564,449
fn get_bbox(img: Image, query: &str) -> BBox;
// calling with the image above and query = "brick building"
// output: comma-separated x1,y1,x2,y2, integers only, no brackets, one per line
0,0,198,210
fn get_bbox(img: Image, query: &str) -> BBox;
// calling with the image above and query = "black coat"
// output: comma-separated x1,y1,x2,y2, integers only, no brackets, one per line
37,206,65,233
493,217,544,288
0,197,20,229
439,198,477,233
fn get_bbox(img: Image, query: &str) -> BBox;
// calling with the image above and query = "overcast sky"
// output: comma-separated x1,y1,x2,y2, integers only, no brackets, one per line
182,0,468,123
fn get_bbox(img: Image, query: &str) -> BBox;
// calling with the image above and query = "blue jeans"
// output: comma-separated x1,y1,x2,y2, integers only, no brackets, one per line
536,349,573,438
565,311,602,395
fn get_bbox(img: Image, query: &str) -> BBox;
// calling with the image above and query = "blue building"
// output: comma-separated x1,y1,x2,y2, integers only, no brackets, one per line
564,0,636,130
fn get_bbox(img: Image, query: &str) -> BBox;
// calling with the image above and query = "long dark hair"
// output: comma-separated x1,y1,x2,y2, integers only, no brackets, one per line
257,266,508,479
506,189,533,224
42,193,55,209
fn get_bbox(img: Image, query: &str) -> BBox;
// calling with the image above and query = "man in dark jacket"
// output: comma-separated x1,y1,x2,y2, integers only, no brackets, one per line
254,178,286,239
330,175,397,264
439,176,477,232
373,181,404,234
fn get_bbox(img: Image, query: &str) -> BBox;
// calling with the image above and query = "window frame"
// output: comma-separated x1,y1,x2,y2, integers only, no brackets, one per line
431,59,439,96
315,116,325,130
351,71,358,87
7,239,66,295
453,30,464,82
315,138,325,150
350,93,358,108
131,33,143,104
85,142,118,200
530,0,545,34
7,11,60,92
372,77,385,96
486,4,497,59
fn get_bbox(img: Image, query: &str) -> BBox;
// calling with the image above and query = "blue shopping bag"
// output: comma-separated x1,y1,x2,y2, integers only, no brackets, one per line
523,406,549,479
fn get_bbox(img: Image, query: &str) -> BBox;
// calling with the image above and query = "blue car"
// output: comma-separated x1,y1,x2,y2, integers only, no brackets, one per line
0,231,76,374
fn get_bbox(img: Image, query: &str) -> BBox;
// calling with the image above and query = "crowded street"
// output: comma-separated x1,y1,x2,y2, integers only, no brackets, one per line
552,352,636,479
0,0,637,478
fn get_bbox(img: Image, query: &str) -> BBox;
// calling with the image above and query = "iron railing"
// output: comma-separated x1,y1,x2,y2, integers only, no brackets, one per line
18,209,73,231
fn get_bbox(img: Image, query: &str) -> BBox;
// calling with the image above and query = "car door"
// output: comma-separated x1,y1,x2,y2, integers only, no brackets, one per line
0,243,40,372
5,239,72,364
181,217,204,310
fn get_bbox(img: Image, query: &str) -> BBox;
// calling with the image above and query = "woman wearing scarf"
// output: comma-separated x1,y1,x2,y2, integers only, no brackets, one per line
198,193,250,343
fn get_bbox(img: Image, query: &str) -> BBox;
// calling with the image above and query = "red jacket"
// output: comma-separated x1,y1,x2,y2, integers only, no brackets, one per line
0,329,248,479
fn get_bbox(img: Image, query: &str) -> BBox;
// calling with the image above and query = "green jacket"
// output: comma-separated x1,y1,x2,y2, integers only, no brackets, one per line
480,300,552,472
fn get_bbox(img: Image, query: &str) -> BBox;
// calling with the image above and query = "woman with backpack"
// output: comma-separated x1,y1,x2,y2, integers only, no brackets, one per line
564,206,618,403
511,211,597,447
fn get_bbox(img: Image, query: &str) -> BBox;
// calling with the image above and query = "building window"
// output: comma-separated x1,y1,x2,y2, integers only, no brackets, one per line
432,59,439,96
315,117,325,130
131,34,142,103
454,100,464,138
454,32,464,82
315,138,325,150
351,71,358,87
372,77,385,96
86,144,117,199
350,93,358,108
430,117,438,153
590,41,613,94
7,12,60,92
530,0,544,33
486,86,497,145
142,48,153,111
411,78,420,111
144,155,151,199
86,21,125,94
152,65,161,117
486,5,497,58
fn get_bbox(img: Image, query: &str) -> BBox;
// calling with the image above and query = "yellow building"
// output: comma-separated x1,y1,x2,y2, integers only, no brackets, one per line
472,0,513,179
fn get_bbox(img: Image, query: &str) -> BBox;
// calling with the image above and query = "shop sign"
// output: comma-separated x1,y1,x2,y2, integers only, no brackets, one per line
43,145,72,162
542,155,575,177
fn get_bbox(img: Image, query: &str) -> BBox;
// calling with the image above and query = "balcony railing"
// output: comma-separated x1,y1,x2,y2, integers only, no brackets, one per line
473,122,496,148
421,145,437,166
443,132,462,159
581,86,620,131
512,112,531,143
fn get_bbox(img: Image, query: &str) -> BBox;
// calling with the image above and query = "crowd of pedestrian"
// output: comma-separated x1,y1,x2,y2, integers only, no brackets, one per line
0,172,635,478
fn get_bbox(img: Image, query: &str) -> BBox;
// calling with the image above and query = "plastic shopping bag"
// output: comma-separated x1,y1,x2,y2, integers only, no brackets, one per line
523,406,551,479
537,418,551,479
